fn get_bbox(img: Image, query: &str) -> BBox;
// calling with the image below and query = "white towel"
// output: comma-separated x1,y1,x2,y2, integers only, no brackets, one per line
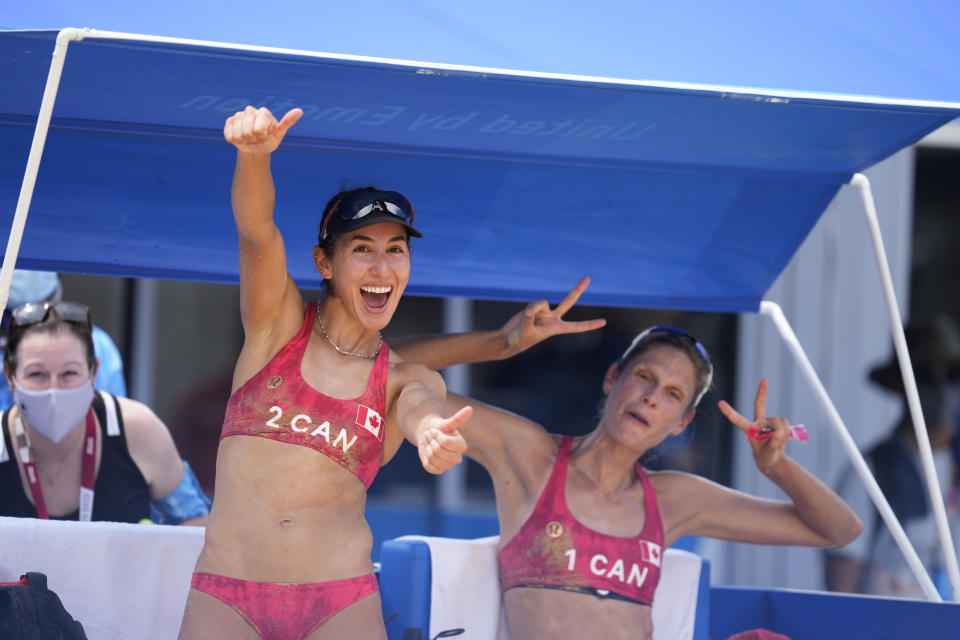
0,516,203,640
399,535,510,639
651,546,703,640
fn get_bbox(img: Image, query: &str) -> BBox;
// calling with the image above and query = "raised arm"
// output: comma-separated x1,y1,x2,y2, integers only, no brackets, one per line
390,277,606,370
223,106,304,341
664,379,862,549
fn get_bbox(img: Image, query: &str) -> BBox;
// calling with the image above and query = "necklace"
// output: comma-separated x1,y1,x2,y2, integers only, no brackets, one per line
316,306,382,360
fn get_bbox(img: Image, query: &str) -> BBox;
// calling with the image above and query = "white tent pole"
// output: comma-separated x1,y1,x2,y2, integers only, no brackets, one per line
0,28,87,313
760,301,941,601
851,172,960,600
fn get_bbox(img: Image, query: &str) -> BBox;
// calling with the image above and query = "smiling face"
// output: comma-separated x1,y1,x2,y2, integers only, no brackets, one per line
5,329,94,392
313,221,411,331
599,344,697,452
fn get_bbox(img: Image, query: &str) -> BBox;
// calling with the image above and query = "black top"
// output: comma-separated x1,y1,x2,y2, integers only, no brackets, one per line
0,391,151,523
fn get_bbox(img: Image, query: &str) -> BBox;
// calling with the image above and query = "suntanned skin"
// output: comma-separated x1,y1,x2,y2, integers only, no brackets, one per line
394,286,862,640
178,106,470,640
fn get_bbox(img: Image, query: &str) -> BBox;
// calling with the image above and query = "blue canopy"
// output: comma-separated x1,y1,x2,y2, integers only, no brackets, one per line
1,29,959,311
6,1,960,103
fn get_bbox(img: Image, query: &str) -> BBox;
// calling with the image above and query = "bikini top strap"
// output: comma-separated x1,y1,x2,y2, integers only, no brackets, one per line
537,435,574,515
633,462,664,543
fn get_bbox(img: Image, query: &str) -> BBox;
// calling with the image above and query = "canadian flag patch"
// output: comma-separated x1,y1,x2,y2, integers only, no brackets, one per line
639,541,662,568
356,405,384,440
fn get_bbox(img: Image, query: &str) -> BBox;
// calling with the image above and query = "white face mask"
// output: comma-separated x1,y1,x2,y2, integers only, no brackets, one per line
13,380,94,443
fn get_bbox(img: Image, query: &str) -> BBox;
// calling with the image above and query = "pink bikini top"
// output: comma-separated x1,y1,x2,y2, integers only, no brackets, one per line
220,302,388,488
498,436,665,605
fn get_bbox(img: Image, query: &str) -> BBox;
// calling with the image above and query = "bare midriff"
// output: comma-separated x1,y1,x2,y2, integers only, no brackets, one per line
504,587,653,640
196,435,374,583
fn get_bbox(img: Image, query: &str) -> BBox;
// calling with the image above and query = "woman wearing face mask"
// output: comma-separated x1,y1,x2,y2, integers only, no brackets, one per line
0,301,209,525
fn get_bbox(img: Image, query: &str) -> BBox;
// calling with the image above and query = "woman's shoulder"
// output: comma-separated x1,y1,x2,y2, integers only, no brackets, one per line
647,469,731,525
385,345,411,369
113,397,173,447
517,429,562,453
502,429,561,474
647,469,720,494
112,396,183,490
114,395,160,421
385,348,444,389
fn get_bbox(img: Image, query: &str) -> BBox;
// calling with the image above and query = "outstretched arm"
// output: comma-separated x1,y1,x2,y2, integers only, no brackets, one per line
667,379,862,549
393,365,472,474
390,277,606,370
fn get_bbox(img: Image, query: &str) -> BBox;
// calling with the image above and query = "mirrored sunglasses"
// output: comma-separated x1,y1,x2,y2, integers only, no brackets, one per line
10,301,91,328
319,190,416,241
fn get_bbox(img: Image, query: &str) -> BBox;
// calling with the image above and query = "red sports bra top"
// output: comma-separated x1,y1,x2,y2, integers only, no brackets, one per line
220,302,388,488
498,436,665,605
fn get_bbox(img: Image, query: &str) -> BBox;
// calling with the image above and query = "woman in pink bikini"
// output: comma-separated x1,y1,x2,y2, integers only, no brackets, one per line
395,291,862,640
177,106,470,640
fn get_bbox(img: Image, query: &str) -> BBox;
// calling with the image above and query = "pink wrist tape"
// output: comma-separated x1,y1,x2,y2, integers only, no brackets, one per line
747,424,808,443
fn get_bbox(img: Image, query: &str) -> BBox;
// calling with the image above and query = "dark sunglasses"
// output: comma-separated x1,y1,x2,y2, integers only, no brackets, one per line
623,325,713,372
10,301,91,328
319,190,417,241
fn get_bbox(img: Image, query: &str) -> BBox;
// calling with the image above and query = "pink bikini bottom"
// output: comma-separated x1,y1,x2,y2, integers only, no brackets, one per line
190,571,379,640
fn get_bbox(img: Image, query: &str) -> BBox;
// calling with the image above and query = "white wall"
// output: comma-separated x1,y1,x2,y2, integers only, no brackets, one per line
702,148,915,589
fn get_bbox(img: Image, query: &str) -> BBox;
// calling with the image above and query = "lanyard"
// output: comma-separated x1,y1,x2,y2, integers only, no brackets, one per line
15,410,97,521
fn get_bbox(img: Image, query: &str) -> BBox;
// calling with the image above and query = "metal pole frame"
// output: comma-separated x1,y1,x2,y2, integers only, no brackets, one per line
760,301,941,601
0,28,87,314
849,172,960,600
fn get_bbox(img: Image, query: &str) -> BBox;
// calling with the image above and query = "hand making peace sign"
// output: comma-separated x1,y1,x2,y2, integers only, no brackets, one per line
718,378,791,475
501,276,607,358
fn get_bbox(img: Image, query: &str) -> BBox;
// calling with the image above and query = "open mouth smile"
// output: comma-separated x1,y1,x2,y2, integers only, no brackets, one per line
360,285,392,311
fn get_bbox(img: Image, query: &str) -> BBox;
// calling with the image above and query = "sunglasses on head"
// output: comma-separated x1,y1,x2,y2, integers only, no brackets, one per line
9,301,90,329
624,325,713,372
319,190,416,241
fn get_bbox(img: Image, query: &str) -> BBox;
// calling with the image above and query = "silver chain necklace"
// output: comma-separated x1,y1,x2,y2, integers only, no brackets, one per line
316,306,382,360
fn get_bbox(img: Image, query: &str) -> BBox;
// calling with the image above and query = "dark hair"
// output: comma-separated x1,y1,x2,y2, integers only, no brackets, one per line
615,331,713,411
3,309,96,376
